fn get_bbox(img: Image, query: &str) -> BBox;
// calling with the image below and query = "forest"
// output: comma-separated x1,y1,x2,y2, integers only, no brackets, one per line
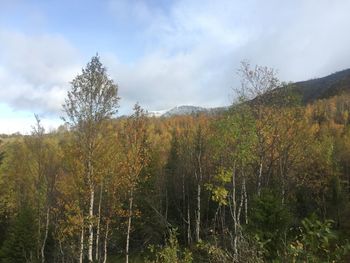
1,55,350,263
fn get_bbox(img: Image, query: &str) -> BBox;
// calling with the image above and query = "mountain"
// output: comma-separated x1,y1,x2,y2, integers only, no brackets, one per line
292,68,350,103
147,68,350,118
146,109,168,117
162,105,207,117
148,105,228,118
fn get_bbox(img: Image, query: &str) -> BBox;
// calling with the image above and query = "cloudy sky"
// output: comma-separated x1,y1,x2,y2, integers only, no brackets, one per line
1,0,350,134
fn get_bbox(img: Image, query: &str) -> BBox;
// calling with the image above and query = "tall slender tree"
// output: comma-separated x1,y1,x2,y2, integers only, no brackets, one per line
237,61,280,196
62,55,120,262
118,104,149,263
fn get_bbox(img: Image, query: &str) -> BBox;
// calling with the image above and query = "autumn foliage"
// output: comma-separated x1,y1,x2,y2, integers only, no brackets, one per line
1,58,350,262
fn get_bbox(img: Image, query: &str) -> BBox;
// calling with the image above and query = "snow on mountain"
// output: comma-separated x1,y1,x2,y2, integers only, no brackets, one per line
147,105,228,117
146,109,169,117
162,105,207,117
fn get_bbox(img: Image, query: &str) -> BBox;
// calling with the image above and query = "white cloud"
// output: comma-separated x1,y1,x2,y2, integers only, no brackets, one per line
0,30,81,115
104,0,350,112
2,0,350,133
0,115,61,135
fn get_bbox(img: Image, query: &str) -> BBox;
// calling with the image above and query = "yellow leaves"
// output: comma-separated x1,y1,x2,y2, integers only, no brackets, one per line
305,93,350,130
288,240,304,261
115,207,129,218
54,201,84,240
206,168,232,206
211,187,229,206
116,106,151,190
134,209,142,218
216,168,232,183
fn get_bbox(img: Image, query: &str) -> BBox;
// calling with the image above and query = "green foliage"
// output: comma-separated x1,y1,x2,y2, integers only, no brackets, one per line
235,235,265,263
0,205,37,263
145,229,192,263
192,240,233,263
212,104,257,166
247,190,291,260
288,215,350,262
192,235,264,263
3,62,350,262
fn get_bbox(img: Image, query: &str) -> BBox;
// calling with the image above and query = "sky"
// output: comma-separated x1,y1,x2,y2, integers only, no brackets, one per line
1,0,350,134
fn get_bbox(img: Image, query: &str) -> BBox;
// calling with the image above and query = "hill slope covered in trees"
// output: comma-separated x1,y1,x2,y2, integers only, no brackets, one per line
1,58,350,263
291,68,350,103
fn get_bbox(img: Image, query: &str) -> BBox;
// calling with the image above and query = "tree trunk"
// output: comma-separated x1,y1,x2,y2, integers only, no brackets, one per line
195,127,203,244
165,188,168,221
80,225,84,263
103,221,109,263
280,158,285,205
59,240,64,263
346,162,350,196
88,187,95,262
87,142,95,263
232,166,238,257
195,180,201,242
237,176,244,221
182,174,186,242
257,158,263,196
96,183,103,262
187,197,191,245
37,189,41,261
41,207,50,263
126,190,134,263
243,176,248,225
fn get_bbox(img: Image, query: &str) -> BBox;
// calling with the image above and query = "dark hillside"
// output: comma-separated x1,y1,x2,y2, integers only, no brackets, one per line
293,68,350,103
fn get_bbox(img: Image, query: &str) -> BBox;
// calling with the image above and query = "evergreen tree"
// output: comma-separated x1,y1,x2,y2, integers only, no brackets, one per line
0,205,37,263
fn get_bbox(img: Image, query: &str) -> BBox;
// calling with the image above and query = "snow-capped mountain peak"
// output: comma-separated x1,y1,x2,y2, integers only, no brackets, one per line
147,105,227,117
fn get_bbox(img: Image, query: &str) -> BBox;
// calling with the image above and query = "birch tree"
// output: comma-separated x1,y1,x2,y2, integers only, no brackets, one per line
62,55,120,263
208,105,257,259
237,61,280,196
25,115,61,263
118,104,149,263
193,117,209,243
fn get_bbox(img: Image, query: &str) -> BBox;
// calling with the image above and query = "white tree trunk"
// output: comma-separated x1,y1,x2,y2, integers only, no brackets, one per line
96,183,103,261
59,240,64,263
37,192,41,261
41,207,50,263
187,200,191,245
232,167,238,257
243,176,248,225
237,178,244,221
126,191,133,263
80,225,84,263
103,221,109,263
280,155,288,206
88,187,95,262
195,181,201,242
257,159,263,196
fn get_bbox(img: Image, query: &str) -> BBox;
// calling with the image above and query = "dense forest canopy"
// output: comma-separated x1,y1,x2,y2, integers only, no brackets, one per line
1,56,350,263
